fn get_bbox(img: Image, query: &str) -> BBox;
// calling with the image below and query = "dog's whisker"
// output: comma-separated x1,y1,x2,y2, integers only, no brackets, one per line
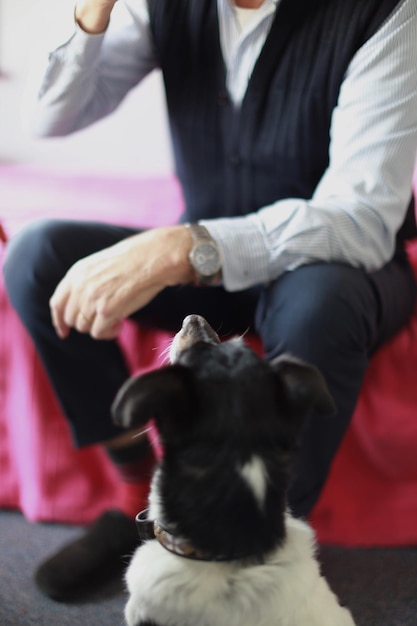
155,339,175,364
238,326,251,340
131,426,153,439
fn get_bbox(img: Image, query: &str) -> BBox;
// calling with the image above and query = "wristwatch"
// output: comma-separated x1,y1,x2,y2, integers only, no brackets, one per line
185,223,222,286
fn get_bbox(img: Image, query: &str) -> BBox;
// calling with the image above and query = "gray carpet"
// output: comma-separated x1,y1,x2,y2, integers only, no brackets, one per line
0,510,416,625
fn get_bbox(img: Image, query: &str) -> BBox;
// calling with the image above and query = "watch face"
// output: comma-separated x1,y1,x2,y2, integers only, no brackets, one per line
192,243,221,277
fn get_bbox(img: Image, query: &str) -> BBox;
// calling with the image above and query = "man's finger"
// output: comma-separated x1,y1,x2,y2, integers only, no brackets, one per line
89,315,123,340
50,283,71,339
74,310,94,334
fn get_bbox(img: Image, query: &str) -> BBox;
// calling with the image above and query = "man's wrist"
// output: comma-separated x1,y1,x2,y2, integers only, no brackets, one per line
75,0,116,34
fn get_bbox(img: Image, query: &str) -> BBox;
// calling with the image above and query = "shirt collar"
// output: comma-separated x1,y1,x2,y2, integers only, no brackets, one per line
220,0,279,28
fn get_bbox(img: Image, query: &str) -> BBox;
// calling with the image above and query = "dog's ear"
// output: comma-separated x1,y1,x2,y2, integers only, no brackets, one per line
270,354,336,419
111,365,191,432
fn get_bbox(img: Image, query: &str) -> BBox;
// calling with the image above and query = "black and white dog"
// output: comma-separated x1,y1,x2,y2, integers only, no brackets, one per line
112,314,356,626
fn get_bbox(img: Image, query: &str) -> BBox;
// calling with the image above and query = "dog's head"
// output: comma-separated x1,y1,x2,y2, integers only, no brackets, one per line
112,314,334,449
112,314,335,558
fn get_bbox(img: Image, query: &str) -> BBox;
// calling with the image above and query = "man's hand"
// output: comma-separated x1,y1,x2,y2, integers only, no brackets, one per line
75,0,119,34
49,225,194,340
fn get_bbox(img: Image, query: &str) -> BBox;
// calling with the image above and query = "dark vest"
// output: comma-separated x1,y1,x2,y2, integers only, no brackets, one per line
148,0,416,240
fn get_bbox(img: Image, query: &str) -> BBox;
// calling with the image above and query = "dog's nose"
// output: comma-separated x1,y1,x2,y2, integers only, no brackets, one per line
170,315,221,362
182,314,206,332
181,315,220,345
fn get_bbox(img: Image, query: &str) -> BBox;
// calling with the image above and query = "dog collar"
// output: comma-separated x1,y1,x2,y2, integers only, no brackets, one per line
135,509,246,562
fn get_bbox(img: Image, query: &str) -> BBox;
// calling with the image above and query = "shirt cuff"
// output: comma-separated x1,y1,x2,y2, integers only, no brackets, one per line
47,17,105,71
199,217,271,291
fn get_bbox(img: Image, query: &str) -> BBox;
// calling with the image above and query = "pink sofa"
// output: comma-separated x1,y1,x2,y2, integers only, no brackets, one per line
1,164,417,547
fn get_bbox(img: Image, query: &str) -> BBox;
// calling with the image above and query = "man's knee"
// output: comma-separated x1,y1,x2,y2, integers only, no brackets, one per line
3,218,70,312
255,263,377,362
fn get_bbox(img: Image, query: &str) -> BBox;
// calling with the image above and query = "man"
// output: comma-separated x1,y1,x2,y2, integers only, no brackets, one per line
4,0,417,602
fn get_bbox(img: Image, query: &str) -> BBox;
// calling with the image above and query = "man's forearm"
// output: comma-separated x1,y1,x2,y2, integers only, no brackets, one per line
31,0,156,138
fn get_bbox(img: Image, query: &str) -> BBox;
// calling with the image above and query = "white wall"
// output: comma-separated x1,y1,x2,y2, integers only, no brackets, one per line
0,0,174,175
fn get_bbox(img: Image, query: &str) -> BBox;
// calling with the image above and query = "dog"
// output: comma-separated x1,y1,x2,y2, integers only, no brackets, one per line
112,314,356,626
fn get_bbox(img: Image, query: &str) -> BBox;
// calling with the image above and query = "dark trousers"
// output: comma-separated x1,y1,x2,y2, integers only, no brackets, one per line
3,218,416,517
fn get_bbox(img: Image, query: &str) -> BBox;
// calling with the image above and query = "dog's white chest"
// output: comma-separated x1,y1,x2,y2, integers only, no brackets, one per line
124,516,355,626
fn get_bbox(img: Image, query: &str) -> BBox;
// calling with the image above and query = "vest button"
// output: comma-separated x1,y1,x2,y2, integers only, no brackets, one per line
217,91,229,106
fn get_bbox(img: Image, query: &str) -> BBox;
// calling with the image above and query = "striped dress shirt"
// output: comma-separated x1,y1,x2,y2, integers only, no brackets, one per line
33,0,417,291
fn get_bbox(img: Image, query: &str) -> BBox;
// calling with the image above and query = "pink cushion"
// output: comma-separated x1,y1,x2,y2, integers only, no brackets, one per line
310,239,417,545
1,164,417,546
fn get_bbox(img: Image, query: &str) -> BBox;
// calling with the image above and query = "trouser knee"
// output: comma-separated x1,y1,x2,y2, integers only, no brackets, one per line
255,263,377,370
3,219,71,321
